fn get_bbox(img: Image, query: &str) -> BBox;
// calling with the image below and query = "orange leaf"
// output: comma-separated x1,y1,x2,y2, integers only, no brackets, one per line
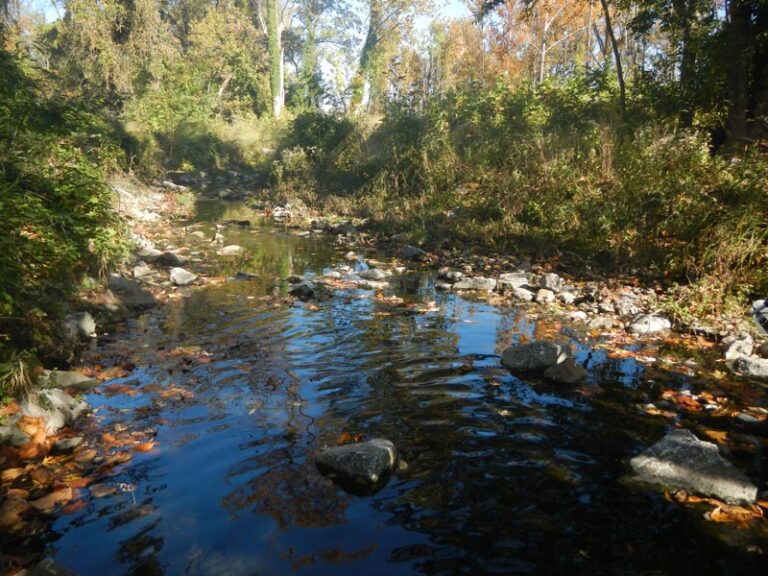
133,441,155,453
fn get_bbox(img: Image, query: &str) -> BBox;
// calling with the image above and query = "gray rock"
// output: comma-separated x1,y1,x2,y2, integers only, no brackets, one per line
539,273,564,293
107,276,157,311
170,267,198,287
156,252,188,267
437,268,464,283
52,436,84,454
543,358,588,384
316,438,398,494
501,341,568,372
356,280,389,290
360,268,390,281
286,275,305,284
65,312,96,340
290,281,315,301
512,287,536,302
189,230,207,239
536,289,556,304
136,246,163,263
628,315,671,335
630,429,757,504
400,245,427,261
497,272,529,291
21,389,89,433
569,311,588,321
598,300,616,314
722,334,754,360
217,245,243,256
757,341,768,359
435,281,452,291
132,264,153,278
588,316,615,330
558,292,576,305
731,356,768,381
45,370,99,391
453,277,497,291
0,425,30,447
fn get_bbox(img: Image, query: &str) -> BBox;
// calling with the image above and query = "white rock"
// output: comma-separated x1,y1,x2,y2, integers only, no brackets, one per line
170,267,198,286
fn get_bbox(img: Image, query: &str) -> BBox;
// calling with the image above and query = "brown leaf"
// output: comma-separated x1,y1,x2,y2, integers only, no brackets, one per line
16,416,45,437
1,467,25,482
30,486,73,512
74,448,98,463
133,441,155,453
0,497,30,528
62,499,87,514
90,483,118,498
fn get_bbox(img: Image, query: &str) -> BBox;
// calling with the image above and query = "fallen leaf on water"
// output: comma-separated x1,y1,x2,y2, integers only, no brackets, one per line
30,486,73,512
133,441,155,453
702,429,728,444
0,497,30,528
74,449,97,463
90,483,118,498
337,431,364,445
62,499,87,514
705,504,763,527
1,467,25,482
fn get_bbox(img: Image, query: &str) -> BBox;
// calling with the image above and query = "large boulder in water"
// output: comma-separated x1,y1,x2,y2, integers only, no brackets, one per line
630,429,757,504
316,438,398,495
501,341,568,372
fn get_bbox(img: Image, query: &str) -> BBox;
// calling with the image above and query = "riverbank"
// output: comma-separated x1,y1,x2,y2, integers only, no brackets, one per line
2,180,768,574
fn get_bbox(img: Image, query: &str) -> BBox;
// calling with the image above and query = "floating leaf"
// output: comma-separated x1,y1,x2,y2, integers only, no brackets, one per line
133,441,155,453
30,486,73,512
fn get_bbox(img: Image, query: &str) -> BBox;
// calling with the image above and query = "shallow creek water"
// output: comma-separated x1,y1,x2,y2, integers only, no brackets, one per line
41,202,768,574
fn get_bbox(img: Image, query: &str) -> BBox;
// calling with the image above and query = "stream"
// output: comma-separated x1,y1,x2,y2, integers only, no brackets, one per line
36,201,768,574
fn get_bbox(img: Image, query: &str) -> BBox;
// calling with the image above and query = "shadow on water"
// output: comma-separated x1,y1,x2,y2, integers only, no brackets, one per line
31,202,768,575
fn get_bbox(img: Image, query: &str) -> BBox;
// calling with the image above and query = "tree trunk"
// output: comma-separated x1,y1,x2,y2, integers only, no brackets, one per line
350,0,382,114
266,0,284,118
725,0,750,144
599,0,626,118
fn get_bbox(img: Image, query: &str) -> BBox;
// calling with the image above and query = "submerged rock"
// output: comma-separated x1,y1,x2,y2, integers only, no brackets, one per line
544,358,588,384
44,370,99,391
170,267,198,287
630,429,757,504
316,438,398,495
360,268,390,281
290,281,315,301
628,315,671,335
501,341,568,372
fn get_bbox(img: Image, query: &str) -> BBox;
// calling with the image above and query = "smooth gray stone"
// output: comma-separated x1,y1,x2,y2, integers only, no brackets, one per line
0,425,30,447
539,272,564,293
512,287,535,302
316,438,398,495
732,356,768,381
52,436,84,454
453,277,497,291
630,429,757,504
536,289,556,304
169,267,198,287
21,389,89,433
107,276,157,311
497,272,530,291
46,370,100,391
501,341,568,372
544,358,588,384
217,245,243,256
722,334,754,360
399,245,427,261
360,268,390,281
628,315,671,335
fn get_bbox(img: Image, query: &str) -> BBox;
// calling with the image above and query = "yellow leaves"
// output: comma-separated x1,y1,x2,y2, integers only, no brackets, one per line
30,486,74,513
702,429,728,444
668,490,765,528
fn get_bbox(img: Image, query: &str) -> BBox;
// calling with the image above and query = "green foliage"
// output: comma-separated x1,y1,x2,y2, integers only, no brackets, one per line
0,350,39,399
0,49,126,358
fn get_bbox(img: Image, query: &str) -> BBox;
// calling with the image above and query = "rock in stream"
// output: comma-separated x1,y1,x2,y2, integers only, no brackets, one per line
316,438,399,495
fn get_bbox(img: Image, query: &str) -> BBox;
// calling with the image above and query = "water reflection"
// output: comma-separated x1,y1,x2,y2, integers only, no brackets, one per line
40,203,768,575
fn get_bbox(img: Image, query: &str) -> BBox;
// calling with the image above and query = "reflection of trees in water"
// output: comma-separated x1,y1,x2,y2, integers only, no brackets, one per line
220,456,347,530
